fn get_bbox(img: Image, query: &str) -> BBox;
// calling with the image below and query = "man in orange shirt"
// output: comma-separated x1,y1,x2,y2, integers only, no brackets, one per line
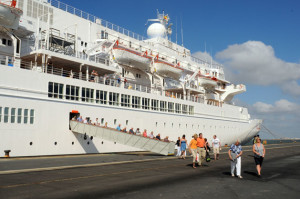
197,133,207,166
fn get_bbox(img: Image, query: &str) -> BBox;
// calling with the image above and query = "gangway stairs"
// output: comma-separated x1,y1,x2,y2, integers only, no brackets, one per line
70,121,175,156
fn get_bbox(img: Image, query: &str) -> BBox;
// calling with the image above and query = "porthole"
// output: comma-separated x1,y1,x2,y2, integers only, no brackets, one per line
101,141,104,144
90,136,93,140
72,142,74,145
114,142,116,144
29,142,33,146
54,142,57,145
87,142,90,145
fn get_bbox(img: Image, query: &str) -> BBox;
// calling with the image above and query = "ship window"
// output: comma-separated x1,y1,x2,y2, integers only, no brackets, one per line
7,40,12,46
175,103,181,114
182,105,188,114
121,94,130,107
151,99,159,111
17,108,22,123
160,101,167,112
189,106,194,115
132,96,141,108
101,118,104,124
126,120,128,125
11,108,16,123
32,1,38,18
81,41,84,46
101,31,104,39
82,87,94,103
142,98,150,109
24,109,28,124
48,82,63,99
30,109,34,124
168,102,174,113
135,73,141,78
109,92,119,106
114,119,117,125
66,85,79,101
4,107,9,123
0,107,2,122
2,38,7,45
96,90,107,104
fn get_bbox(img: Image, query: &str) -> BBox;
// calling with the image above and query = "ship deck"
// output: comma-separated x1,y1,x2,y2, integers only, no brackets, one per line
0,142,299,198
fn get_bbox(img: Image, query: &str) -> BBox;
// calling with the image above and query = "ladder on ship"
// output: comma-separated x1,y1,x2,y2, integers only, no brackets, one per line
69,121,175,156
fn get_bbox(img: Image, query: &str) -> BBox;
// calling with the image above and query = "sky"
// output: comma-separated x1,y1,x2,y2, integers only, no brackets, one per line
60,0,300,138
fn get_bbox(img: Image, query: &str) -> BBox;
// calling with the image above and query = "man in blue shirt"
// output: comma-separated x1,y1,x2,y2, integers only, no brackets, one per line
116,124,121,131
228,140,243,178
77,116,83,122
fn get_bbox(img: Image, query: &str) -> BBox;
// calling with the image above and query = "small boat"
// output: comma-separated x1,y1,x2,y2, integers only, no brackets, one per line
198,77,218,88
0,0,23,29
113,45,152,71
154,60,183,79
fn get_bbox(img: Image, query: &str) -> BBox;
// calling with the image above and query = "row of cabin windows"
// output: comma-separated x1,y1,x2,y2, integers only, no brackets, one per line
0,107,34,124
1,38,12,46
48,82,194,115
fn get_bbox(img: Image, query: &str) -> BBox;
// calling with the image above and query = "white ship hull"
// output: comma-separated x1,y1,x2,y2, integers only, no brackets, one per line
0,65,261,157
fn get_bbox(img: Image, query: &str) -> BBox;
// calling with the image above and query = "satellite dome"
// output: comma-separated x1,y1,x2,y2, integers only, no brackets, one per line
147,23,166,38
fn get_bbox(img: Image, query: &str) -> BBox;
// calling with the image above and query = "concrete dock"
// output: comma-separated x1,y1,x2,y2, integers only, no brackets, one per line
0,143,300,199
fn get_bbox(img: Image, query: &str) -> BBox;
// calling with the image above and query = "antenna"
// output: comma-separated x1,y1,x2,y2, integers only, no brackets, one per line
176,17,178,44
180,15,184,46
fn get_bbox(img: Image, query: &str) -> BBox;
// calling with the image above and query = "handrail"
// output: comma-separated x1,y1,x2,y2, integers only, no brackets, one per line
47,0,146,41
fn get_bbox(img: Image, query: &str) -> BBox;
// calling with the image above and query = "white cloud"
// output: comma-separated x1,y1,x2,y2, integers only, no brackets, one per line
234,99,300,138
253,99,300,114
214,41,300,97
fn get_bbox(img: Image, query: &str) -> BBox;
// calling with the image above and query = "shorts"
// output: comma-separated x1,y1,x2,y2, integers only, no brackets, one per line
254,156,264,166
213,147,219,154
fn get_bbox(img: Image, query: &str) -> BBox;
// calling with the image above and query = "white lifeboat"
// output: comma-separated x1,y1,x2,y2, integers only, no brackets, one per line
199,77,218,89
0,1,23,29
154,57,183,80
113,42,152,71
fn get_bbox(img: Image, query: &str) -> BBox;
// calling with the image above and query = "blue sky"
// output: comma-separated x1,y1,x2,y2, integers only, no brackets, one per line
60,0,300,138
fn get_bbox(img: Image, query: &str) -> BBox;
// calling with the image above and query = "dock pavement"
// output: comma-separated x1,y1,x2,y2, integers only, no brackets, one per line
0,143,299,198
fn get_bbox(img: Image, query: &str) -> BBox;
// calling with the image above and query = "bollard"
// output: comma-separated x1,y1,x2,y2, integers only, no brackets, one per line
4,150,11,158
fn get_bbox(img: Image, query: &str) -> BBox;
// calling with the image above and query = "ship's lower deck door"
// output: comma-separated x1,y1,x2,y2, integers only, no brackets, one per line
69,111,80,129
70,112,80,120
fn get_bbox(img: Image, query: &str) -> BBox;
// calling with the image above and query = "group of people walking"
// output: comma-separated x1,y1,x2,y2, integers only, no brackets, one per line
176,134,221,168
176,134,266,178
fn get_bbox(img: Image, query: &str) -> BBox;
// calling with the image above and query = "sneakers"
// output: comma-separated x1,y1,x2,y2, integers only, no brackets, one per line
238,175,243,179
231,174,235,177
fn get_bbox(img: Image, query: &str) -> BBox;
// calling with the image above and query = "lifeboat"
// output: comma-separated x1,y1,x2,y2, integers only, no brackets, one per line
154,59,183,80
198,77,217,88
0,1,23,29
113,44,152,71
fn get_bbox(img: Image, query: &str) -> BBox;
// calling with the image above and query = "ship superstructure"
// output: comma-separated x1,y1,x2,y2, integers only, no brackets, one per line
0,0,261,157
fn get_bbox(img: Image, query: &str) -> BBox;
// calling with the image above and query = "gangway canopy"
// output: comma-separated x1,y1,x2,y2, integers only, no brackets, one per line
69,121,175,156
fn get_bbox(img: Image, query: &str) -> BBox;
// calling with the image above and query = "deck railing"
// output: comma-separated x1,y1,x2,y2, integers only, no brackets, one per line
1,55,210,105
47,0,146,41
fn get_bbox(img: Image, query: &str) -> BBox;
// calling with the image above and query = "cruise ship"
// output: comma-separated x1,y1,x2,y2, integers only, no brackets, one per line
0,0,261,157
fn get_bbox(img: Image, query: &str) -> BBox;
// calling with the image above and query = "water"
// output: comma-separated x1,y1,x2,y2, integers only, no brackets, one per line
244,139,300,146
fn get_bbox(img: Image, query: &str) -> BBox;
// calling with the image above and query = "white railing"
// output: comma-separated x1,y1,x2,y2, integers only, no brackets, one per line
47,0,146,41
1,56,216,106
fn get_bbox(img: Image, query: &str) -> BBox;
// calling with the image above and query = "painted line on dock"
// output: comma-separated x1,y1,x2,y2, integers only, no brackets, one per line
0,156,178,175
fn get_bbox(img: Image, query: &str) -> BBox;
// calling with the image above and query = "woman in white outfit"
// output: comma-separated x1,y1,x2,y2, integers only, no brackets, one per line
228,140,243,178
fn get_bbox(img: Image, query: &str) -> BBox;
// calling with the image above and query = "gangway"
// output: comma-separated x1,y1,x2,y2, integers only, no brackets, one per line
69,121,175,156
